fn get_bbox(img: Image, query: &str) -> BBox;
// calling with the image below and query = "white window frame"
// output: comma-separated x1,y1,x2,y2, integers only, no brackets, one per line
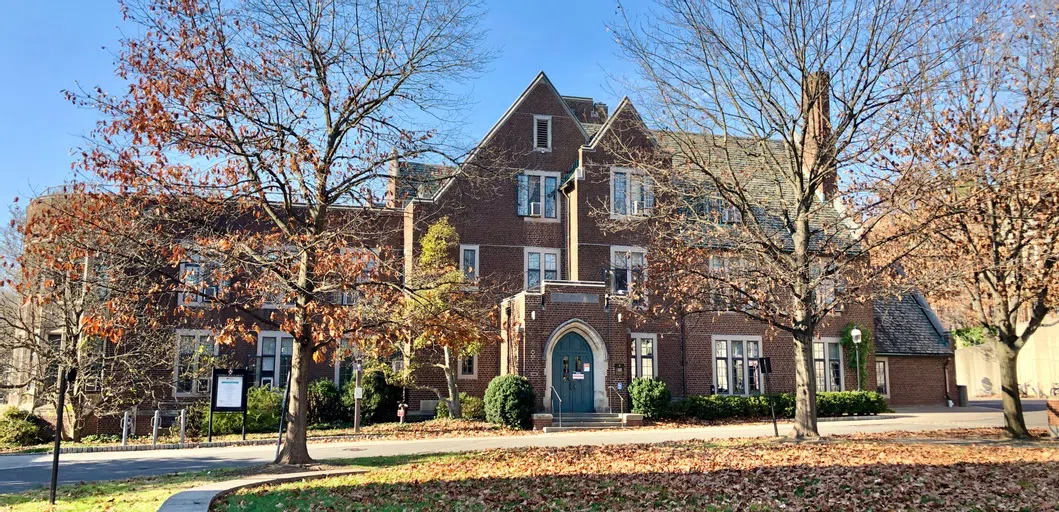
875,356,890,397
177,256,221,307
524,247,561,290
610,167,654,218
458,354,478,380
459,244,480,282
712,335,763,396
533,114,552,152
630,333,657,380
813,336,845,392
516,170,561,222
173,329,216,398
257,331,294,388
610,246,647,297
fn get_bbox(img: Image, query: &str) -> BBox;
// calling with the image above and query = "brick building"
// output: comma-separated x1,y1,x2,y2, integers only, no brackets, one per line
10,72,955,433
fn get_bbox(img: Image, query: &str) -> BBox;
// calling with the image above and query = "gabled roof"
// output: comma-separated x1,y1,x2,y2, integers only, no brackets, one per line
418,71,590,203
874,293,952,356
583,97,650,149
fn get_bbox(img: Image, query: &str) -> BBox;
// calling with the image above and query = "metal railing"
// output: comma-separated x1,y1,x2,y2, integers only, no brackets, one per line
549,386,563,428
607,386,625,414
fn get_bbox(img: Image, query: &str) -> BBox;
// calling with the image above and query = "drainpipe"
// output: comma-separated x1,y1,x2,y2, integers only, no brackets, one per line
679,308,688,397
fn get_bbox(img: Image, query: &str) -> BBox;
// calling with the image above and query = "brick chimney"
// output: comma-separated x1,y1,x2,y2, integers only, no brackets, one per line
802,71,837,200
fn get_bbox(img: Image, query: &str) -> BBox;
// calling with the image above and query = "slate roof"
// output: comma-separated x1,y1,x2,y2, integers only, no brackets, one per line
392,161,454,205
873,293,953,356
650,131,856,253
582,123,603,138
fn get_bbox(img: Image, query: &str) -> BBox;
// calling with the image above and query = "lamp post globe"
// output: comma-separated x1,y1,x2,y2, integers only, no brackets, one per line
850,327,862,390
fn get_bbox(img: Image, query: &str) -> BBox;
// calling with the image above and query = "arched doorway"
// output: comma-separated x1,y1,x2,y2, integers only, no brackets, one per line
550,332,595,412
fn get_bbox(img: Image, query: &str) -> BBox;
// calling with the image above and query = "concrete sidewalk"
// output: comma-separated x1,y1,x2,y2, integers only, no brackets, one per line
0,405,1044,494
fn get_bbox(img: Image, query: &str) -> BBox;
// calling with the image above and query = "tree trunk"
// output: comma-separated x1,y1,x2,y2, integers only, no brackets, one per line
790,330,819,438
276,337,313,464
442,347,462,419
997,341,1030,438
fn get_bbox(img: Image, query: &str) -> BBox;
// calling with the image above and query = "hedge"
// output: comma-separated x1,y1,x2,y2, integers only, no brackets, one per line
483,375,536,429
0,407,54,446
188,386,282,436
344,370,402,425
671,391,887,421
628,378,671,419
436,392,486,421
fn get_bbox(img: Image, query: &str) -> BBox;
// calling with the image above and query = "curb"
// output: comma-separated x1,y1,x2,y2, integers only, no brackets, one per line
2,434,383,456
157,467,365,512
818,413,899,423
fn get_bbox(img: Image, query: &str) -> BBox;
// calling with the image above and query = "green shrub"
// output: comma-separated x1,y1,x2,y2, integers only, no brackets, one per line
670,391,887,421
0,407,53,446
436,392,487,421
628,378,671,419
343,370,402,425
483,375,536,430
307,379,342,426
188,385,283,436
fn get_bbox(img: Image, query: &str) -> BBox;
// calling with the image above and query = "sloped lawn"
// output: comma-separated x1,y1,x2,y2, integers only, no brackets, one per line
218,431,1059,511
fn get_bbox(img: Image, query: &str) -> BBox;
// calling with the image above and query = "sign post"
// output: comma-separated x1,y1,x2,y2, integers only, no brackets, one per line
353,363,363,434
209,369,249,444
759,357,778,437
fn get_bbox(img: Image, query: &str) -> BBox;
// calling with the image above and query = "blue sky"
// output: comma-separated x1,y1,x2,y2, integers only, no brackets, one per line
0,1,639,225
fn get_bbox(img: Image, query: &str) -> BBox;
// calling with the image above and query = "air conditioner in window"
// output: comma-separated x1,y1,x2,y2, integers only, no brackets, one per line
632,201,649,216
260,377,274,388
529,202,542,217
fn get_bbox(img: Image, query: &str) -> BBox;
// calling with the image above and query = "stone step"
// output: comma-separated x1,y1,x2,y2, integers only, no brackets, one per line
555,413,621,419
552,421,624,428
542,425,626,433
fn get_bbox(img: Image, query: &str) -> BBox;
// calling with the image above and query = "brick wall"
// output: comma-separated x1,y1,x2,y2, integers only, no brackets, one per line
885,355,956,406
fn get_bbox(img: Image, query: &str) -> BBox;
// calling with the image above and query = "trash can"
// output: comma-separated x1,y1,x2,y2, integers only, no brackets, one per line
957,385,969,407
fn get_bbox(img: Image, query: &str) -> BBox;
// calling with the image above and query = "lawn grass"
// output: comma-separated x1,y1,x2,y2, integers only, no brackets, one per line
217,432,1059,511
0,467,245,512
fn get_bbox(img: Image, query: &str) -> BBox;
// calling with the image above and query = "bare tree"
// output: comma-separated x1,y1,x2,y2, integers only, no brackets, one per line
65,0,491,463
885,2,1059,438
612,0,971,437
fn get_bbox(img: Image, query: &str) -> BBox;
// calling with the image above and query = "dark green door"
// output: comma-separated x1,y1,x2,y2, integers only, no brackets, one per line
552,332,594,413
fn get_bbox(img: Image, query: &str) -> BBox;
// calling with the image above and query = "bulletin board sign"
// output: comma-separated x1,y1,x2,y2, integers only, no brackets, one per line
211,369,249,413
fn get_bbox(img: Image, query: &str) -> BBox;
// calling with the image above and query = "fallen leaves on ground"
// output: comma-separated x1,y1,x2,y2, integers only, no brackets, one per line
219,430,1059,511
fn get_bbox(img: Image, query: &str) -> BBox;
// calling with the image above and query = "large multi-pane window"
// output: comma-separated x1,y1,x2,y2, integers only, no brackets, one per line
177,254,221,306
174,330,214,396
525,248,560,290
630,334,657,379
516,171,559,219
611,167,654,217
258,333,294,388
714,336,762,395
813,339,843,391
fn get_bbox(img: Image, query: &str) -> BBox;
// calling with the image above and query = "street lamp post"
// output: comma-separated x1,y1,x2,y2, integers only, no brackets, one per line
851,327,862,391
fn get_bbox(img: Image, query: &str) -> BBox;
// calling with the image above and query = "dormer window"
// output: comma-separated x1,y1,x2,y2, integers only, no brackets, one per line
533,115,552,152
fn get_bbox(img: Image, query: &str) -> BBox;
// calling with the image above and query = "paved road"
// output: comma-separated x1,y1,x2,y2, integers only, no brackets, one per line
0,406,1046,494
971,397,1051,412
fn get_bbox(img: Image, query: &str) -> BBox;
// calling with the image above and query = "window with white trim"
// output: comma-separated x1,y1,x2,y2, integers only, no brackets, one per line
713,336,762,395
611,167,654,217
533,115,552,151
814,338,843,391
258,332,293,388
525,247,560,290
459,355,477,379
177,254,221,307
704,197,742,224
875,358,889,396
174,330,215,396
516,171,560,219
610,246,647,298
630,333,657,379
460,244,479,282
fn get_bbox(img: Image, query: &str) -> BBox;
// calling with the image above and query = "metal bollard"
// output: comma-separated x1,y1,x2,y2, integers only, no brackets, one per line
151,410,160,446
179,409,186,444
121,411,130,446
